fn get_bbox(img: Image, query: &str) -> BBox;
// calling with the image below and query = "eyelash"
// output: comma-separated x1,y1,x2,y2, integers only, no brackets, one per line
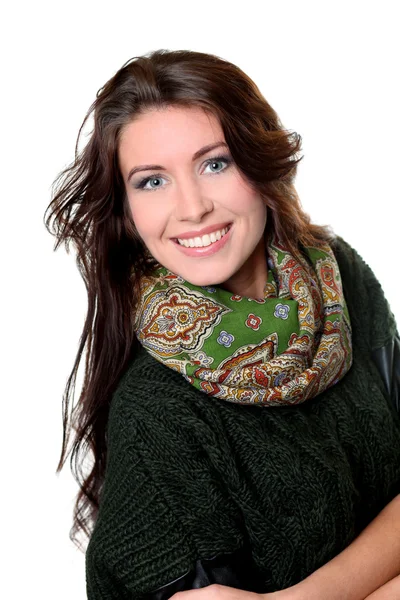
133,154,233,192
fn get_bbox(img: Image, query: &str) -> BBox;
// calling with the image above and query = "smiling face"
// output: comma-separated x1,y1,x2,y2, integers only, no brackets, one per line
118,105,268,299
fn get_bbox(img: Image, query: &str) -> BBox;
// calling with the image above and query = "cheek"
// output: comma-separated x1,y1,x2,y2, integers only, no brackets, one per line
226,190,265,218
224,175,264,213
129,199,166,240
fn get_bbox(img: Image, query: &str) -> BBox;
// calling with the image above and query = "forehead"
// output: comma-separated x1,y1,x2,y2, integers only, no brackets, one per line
118,106,224,162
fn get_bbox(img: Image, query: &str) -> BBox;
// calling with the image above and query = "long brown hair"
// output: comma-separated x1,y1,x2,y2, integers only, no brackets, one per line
44,48,334,552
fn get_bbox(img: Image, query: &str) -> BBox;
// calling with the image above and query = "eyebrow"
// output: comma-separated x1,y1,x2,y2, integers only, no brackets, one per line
126,141,229,183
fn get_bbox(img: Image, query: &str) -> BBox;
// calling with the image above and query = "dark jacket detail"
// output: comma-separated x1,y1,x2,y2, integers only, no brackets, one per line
144,545,266,599
371,333,400,414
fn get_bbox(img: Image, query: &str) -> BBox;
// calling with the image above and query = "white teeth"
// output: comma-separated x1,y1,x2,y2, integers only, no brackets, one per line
177,226,229,248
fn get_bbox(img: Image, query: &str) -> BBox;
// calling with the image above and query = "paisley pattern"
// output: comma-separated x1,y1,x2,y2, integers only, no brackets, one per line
133,233,353,406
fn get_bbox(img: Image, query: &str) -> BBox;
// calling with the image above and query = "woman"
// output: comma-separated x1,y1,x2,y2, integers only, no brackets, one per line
45,49,400,599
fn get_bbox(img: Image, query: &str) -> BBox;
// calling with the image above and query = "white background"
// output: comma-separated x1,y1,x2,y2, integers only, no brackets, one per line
2,1,399,598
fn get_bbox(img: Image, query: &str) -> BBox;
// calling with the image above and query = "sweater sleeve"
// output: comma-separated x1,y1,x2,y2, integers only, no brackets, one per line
85,394,198,600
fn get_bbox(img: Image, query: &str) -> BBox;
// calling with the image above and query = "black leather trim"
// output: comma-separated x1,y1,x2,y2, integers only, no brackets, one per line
371,332,400,414
142,545,267,599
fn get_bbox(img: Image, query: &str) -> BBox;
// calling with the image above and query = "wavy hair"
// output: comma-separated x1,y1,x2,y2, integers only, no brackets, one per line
44,48,334,551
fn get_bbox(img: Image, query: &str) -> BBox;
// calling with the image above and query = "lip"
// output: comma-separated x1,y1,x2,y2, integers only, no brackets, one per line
172,224,233,257
171,221,232,240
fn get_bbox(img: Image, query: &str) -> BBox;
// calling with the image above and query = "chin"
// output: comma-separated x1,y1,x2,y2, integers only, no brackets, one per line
178,267,235,288
185,276,219,287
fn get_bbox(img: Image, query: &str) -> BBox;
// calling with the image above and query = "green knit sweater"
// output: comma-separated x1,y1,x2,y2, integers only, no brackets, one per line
85,236,400,598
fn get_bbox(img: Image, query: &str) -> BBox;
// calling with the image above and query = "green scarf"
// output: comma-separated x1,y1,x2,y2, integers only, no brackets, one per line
133,234,353,406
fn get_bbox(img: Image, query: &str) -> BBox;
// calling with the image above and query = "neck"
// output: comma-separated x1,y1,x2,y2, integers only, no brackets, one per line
219,237,268,300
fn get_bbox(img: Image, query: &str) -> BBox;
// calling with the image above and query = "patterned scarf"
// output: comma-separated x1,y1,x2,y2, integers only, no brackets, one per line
133,234,353,406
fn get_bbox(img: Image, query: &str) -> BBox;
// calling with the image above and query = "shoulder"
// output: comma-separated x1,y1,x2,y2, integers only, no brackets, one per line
330,234,380,289
330,234,397,350
109,342,204,423
330,235,399,414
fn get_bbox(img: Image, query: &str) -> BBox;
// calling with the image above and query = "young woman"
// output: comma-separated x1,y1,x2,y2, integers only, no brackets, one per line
45,49,400,600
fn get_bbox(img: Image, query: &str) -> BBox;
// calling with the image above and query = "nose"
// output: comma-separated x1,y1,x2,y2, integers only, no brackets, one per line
174,176,213,222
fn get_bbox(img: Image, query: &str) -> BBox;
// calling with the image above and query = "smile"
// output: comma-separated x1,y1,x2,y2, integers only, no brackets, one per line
172,224,233,258
177,225,230,248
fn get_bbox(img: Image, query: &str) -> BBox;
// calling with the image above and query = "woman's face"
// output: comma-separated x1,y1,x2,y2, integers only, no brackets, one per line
118,105,268,297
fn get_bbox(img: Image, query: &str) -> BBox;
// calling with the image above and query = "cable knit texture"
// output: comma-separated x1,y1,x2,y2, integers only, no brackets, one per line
85,236,400,598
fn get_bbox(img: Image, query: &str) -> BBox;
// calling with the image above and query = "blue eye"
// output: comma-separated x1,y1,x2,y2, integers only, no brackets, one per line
133,154,232,192
204,156,232,174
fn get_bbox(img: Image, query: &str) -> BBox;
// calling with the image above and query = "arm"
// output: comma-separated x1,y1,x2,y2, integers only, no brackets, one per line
169,496,400,600
292,494,400,600
363,574,400,599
